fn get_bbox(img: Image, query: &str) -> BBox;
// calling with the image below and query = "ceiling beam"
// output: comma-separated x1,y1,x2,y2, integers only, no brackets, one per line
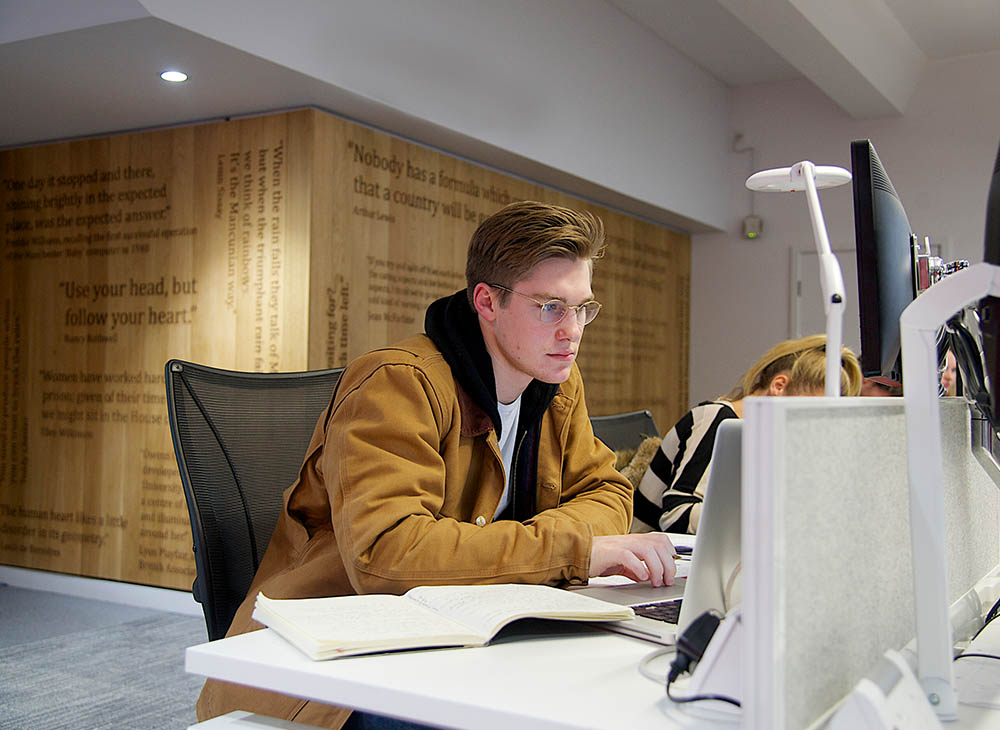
717,0,926,118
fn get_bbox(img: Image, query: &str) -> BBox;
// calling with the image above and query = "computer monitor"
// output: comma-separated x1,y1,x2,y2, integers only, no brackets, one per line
851,139,918,385
976,140,1000,428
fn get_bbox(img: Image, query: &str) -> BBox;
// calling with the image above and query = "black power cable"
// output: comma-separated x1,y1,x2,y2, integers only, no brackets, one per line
971,594,1000,642
665,610,741,708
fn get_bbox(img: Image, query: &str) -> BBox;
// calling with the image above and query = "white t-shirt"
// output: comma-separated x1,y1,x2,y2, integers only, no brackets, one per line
492,395,522,519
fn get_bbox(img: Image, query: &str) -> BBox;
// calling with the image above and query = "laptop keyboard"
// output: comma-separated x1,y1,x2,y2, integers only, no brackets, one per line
631,599,682,624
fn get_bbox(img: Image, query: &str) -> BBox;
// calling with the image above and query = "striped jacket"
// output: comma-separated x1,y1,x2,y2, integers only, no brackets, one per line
631,400,738,533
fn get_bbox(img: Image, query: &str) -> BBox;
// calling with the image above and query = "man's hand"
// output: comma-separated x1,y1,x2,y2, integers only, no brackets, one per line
589,533,678,587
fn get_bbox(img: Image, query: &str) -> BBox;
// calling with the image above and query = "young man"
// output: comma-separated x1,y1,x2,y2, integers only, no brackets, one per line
197,201,677,728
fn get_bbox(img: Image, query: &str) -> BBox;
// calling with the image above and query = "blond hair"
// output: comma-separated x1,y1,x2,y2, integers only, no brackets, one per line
727,334,863,399
465,201,605,308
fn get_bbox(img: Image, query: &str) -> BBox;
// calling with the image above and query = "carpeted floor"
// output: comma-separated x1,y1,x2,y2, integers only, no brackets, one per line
0,608,207,729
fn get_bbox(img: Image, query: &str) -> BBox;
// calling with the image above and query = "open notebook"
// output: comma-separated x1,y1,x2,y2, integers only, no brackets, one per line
569,418,744,644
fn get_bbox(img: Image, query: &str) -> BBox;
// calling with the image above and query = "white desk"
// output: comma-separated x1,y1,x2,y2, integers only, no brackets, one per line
186,626,736,730
186,616,1000,730
954,617,1000,719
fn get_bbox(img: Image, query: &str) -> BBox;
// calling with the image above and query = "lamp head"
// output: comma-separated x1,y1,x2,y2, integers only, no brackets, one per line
746,162,851,193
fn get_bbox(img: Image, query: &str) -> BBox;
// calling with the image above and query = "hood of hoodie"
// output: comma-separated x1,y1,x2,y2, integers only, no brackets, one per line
424,290,558,439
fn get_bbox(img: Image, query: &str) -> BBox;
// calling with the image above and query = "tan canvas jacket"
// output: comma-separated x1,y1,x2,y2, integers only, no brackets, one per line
198,333,632,726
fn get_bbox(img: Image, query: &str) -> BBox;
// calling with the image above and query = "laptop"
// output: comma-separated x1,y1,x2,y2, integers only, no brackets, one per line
569,418,744,645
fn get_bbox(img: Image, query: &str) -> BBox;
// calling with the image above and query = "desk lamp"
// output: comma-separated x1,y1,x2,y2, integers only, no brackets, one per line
746,162,853,396
900,262,1000,720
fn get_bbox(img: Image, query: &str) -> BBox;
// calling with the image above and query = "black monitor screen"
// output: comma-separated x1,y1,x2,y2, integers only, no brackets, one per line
852,139,917,384
976,140,1000,428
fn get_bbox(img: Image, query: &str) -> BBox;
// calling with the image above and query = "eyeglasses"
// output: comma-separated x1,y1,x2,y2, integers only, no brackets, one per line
489,284,602,326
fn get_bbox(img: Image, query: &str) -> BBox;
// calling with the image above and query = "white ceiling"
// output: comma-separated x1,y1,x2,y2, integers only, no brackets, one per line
612,0,1000,118
2,0,998,152
614,0,1000,85
881,0,1000,60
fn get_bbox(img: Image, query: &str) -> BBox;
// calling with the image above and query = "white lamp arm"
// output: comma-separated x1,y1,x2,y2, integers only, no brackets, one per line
900,262,1000,719
746,161,850,397
799,162,847,397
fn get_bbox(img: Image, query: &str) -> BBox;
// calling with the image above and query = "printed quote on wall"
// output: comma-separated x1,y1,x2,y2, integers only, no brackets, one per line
1,109,689,589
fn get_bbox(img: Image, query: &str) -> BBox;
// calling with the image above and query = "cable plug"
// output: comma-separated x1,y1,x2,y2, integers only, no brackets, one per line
668,610,722,684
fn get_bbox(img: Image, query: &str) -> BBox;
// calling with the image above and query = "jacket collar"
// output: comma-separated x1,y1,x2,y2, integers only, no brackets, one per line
424,290,558,438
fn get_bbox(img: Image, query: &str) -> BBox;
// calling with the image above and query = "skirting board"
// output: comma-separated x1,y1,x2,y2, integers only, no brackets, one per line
0,564,202,616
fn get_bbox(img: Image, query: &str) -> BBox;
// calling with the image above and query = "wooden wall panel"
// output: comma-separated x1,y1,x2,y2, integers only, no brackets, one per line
0,115,306,588
306,110,690,426
1,109,689,589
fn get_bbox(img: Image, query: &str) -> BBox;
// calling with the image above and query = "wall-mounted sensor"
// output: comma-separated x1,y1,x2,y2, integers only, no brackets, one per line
742,215,763,239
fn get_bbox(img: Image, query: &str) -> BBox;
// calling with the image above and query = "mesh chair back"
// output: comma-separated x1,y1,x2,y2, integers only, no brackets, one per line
590,409,661,452
165,359,343,640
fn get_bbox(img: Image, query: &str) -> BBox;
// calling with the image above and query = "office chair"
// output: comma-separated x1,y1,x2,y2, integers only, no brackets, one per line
590,409,661,452
165,359,344,641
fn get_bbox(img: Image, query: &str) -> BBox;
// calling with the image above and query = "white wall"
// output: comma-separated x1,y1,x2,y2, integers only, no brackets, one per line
138,0,730,232
688,51,1000,405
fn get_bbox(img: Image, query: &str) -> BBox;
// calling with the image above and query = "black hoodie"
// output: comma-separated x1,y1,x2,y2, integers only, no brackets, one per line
424,291,558,521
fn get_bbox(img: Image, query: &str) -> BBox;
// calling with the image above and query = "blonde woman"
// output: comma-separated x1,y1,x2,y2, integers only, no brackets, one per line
632,334,863,534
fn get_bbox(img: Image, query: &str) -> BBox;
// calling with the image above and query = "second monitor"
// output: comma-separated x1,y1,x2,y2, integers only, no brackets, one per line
851,138,917,387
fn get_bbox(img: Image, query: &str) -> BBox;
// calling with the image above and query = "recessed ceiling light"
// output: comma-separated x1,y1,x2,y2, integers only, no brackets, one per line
160,70,189,83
